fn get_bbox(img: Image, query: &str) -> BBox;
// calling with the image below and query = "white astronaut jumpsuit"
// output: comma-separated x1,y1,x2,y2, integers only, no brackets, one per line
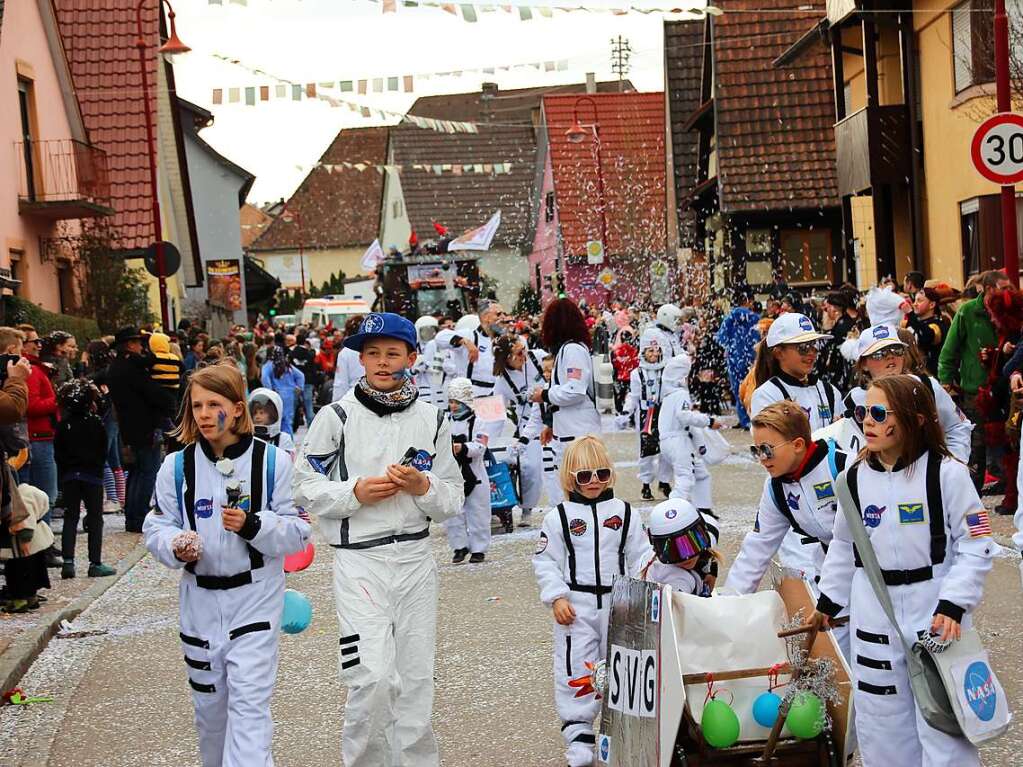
435,326,505,441
332,346,365,402
533,492,653,766
658,390,713,509
413,338,444,408
492,347,547,515
750,372,843,573
248,388,296,455
643,507,720,596
842,375,973,461
623,361,673,488
446,408,492,555
543,342,602,504
816,452,993,767
293,391,463,767
641,316,685,360
144,436,310,767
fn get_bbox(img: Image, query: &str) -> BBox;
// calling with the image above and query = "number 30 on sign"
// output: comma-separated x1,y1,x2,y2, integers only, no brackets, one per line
972,112,1023,185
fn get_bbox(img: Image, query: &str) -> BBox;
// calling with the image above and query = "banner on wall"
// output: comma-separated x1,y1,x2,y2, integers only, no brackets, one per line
207,259,243,311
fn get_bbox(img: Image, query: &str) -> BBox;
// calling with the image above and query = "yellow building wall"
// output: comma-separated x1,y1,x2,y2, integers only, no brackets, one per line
257,247,369,292
916,3,1018,286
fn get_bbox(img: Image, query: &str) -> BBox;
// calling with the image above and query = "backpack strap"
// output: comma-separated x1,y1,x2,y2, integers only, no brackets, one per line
821,381,836,418
769,377,791,401
329,403,350,481
827,438,839,480
847,461,864,567
265,443,277,510
926,450,946,565
618,502,632,575
556,503,576,584
174,448,187,528
433,407,445,446
769,477,817,543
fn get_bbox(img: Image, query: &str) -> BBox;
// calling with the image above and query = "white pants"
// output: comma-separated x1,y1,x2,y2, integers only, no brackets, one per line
444,479,492,554
847,571,980,767
516,439,544,512
553,598,609,767
542,444,563,506
637,449,672,486
333,541,439,767
178,574,283,767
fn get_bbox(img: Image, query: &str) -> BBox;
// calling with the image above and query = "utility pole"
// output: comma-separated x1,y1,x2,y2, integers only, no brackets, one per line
995,0,1020,285
611,36,631,92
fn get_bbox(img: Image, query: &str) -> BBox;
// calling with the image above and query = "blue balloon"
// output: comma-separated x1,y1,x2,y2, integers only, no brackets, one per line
281,589,313,634
752,691,782,728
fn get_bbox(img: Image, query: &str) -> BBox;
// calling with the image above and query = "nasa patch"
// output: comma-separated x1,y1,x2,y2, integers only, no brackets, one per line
863,504,886,528
665,508,678,520
195,498,215,519
963,661,998,722
798,316,813,331
872,325,890,339
410,449,434,472
569,518,588,536
603,515,623,531
535,532,549,555
597,734,612,763
361,314,385,333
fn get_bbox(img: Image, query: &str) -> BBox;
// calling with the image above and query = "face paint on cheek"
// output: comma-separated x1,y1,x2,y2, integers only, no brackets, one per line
885,425,896,437
217,410,227,432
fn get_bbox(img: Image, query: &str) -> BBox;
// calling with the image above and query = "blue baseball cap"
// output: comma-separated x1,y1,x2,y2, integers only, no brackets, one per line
343,312,417,352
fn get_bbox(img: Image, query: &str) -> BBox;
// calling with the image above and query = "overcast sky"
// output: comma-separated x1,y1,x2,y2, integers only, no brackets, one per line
170,0,691,203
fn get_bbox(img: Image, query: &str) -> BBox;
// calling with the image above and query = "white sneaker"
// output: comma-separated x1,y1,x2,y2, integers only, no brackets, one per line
102,500,122,514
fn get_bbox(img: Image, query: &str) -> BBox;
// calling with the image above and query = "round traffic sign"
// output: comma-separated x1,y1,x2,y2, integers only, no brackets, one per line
971,112,1023,185
143,241,182,278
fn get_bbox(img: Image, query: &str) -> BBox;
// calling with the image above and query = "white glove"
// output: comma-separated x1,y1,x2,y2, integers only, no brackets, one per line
614,415,631,430
505,440,525,458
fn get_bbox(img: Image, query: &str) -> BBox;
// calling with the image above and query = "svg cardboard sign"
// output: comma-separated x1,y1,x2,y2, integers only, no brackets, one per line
606,644,657,718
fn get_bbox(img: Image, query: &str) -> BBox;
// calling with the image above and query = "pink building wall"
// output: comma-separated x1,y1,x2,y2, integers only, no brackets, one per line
0,0,82,312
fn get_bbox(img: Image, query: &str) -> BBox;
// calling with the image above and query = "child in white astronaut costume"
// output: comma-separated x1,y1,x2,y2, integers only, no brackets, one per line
658,354,722,511
814,375,993,767
533,436,653,767
617,337,672,501
530,355,562,506
643,498,720,597
445,377,492,564
248,388,295,455
293,313,464,767
841,324,973,460
643,303,685,359
144,364,310,767
412,315,444,408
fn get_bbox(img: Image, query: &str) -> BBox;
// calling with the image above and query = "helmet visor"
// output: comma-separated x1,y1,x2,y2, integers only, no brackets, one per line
649,520,712,564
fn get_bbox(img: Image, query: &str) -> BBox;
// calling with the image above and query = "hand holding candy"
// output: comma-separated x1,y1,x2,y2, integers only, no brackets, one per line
172,531,203,563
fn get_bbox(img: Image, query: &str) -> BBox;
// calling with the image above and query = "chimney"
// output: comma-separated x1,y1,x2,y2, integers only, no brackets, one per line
481,82,498,99
585,72,596,94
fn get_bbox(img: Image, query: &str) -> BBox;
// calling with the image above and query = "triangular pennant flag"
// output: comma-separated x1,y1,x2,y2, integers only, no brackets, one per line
460,4,477,22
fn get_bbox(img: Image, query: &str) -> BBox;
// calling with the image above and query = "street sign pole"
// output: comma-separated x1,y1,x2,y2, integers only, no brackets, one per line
995,0,1019,285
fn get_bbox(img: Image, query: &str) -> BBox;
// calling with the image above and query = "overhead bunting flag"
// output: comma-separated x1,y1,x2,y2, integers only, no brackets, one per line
449,211,501,252
360,239,386,271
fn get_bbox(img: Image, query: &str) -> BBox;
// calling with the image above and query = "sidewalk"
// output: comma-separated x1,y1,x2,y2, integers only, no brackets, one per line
0,511,146,692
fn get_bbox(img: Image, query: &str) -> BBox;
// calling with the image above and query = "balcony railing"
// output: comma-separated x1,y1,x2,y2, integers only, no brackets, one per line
834,104,910,197
15,138,114,220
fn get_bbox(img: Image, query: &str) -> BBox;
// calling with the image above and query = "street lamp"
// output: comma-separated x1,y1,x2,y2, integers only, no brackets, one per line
136,0,190,330
565,96,609,305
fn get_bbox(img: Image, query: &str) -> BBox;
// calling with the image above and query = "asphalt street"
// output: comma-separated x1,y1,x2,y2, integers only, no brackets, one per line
1,421,1021,766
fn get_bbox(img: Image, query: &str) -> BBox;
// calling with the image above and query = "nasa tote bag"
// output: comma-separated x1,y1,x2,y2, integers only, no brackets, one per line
932,629,1011,745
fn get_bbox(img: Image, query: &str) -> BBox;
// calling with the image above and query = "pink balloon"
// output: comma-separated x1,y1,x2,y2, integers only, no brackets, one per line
284,542,315,573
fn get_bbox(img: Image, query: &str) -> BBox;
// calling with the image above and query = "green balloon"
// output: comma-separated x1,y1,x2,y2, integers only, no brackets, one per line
701,698,741,748
785,692,824,740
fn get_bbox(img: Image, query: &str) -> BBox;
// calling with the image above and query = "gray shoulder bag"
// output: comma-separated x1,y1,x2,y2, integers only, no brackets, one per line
834,470,1010,743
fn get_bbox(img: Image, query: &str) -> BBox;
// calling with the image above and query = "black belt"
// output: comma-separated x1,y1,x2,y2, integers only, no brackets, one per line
332,527,430,550
193,571,253,590
569,584,613,596
470,379,494,388
556,435,576,443
800,536,829,552
877,565,933,586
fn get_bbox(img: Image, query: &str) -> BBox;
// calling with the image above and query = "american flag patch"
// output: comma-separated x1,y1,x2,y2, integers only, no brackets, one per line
567,367,582,380
966,510,992,538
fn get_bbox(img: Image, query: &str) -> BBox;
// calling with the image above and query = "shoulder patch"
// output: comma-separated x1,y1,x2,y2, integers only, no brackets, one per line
569,518,588,536
603,515,623,531
194,498,214,519
535,531,549,555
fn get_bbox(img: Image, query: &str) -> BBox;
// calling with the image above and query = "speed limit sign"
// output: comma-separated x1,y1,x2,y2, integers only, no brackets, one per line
971,112,1023,185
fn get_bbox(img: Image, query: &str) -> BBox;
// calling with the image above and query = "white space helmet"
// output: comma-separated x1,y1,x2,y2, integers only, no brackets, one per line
638,329,665,370
662,354,692,388
248,388,283,441
647,499,718,564
454,314,481,333
415,315,438,342
448,377,474,404
656,303,684,332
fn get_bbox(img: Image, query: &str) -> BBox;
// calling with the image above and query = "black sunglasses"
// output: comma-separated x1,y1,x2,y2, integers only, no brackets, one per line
783,341,820,355
572,467,612,485
864,346,905,362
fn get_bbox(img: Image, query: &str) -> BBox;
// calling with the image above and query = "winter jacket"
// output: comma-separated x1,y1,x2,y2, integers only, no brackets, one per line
612,343,639,383
147,332,183,392
106,351,175,448
54,412,107,480
938,295,998,394
23,355,57,442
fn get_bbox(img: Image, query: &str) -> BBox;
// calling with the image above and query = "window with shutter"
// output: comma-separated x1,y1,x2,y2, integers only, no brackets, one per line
952,2,974,93
953,0,997,93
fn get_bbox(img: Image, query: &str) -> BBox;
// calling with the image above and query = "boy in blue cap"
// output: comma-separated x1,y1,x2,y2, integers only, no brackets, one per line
294,312,464,767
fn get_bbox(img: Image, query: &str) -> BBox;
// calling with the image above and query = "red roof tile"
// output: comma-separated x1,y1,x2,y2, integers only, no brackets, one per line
664,20,706,240
250,127,389,251
713,0,839,213
543,92,666,260
52,0,159,252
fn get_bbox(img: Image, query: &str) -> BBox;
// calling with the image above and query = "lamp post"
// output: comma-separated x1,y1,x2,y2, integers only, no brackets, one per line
566,96,609,305
136,0,190,329
995,0,1020,286
280,204,306,297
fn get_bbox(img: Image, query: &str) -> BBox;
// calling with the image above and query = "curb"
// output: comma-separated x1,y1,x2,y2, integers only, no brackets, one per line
0,541,149,694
